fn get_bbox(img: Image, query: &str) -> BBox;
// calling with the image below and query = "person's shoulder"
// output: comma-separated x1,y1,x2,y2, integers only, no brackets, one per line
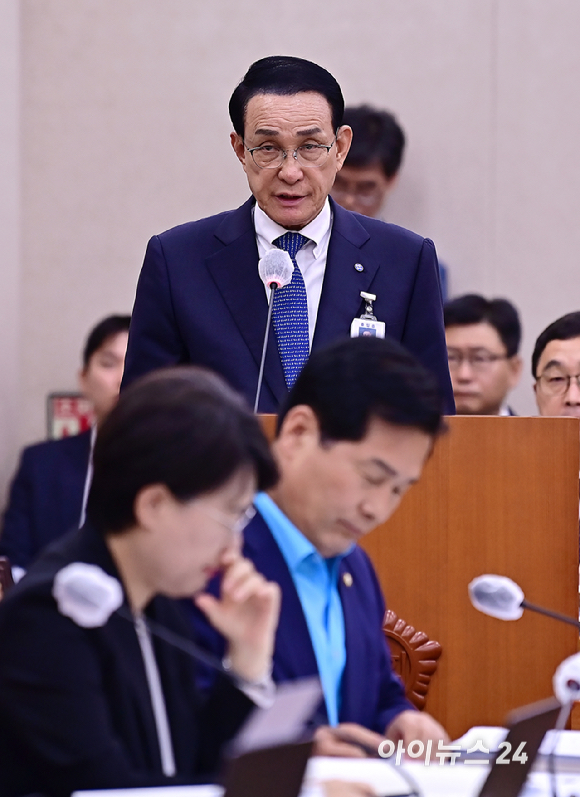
154,198,254,245
355,213,430,246
342,546,386,614
0,540,62,617
240,509,274,556
343,545,382,588
344,543,374,569
0,530,101,664
156,210,233,240
4,525,106,604
331,202,432,251
19,430,91,466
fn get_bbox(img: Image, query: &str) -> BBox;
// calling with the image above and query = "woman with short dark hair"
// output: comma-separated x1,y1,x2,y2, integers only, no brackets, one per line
0,367,280,797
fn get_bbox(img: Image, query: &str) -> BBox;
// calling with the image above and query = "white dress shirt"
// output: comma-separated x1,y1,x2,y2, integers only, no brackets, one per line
253,200,332,346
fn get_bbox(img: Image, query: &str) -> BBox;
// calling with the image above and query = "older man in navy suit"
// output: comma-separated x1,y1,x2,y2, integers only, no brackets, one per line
123,56,453,414
190,336,449,757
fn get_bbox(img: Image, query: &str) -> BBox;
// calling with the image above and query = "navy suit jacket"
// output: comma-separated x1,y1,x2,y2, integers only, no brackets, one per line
0,430,91,569
123,198,454,413
0,524,253,797
189,511,413,734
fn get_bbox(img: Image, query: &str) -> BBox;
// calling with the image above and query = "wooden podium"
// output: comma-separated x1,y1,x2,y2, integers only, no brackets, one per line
260,415,580,739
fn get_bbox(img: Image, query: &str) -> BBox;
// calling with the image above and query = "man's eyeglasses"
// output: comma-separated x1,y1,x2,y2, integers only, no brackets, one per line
198,505,256,536
535,369,580,397
245,138,336,169
447,349,509,371
331,181,383,207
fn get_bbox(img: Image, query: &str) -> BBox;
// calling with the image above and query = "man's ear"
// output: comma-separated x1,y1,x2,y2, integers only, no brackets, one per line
383,172,399,198
335,125,353,169
507,355,524,390
78,368,87,397
231,132,247,171
133,484,173,531
274,405,321,458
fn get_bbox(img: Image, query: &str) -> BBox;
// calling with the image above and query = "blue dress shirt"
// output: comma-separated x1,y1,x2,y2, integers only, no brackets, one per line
254,493,352,726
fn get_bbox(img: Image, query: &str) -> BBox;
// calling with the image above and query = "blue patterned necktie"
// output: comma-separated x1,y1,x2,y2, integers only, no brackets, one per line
272,232,310,390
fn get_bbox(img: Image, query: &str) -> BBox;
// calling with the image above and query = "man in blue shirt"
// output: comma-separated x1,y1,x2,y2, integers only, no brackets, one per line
192,335,448,755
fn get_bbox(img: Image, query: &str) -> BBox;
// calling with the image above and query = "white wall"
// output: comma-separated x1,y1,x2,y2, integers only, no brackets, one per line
0,0,21,505
3,0,580,501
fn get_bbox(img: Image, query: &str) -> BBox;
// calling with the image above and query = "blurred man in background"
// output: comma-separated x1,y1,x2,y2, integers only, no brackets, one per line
0,314,130,572
331,105,404,220
532,311,580,421
444,294,522,416
331,104,448,299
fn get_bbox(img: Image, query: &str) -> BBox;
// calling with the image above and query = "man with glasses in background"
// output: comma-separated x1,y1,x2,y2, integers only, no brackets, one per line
331,105,404,221
331,105,449,301
444,294,523,415
533,312,580,424
123,56,453,413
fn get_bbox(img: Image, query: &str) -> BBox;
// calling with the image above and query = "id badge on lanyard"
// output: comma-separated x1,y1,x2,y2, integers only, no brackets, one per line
350,291,386,338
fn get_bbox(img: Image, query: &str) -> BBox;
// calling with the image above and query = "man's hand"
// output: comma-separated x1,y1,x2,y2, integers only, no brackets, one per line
194,549,280,683
322,781,377,797
314,723,385,758
385,709,449,747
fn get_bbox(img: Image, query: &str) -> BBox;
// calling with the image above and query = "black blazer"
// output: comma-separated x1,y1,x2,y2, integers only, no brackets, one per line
0,430,92,569
123,198,454,413
0,525,253,797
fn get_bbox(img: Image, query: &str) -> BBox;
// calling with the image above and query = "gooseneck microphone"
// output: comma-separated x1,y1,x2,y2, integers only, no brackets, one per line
254,249,293,413
469,574,580,708
469,573,580,797
468,574,580,629
53,562,232,677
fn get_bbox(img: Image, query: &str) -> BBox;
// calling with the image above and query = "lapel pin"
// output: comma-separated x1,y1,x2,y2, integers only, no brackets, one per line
354,263,364,272
342,572,353,587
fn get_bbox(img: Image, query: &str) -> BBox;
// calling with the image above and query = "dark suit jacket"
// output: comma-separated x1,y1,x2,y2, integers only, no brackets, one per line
0,525,253,797
0,430,92,569
189,511,413,735
123,198,454,413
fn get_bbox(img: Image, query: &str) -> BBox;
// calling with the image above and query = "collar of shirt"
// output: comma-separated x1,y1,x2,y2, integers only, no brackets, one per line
253,491,350,726
253,201,332,345
253,198,332,263
499,403,512,416
253,492,350,579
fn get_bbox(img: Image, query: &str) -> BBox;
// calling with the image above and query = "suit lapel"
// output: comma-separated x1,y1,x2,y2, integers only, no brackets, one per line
60,430,93,526
106,613,164,771
312,200,380,351
244,515,320,685
205,199,286,405
79,527,165,771
337,557,367,723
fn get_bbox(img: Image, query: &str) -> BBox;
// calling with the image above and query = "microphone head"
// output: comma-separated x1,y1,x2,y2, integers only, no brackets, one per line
53,562,123,628
553,653,580,705
258,249,293,289
468,574,525,621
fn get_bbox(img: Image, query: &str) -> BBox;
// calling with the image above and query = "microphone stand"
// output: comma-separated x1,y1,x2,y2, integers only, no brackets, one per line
117,604,233,679
254,284,277,414
521,599,580,629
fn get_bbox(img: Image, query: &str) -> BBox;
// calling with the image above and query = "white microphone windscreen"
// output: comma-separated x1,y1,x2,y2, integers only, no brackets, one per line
53,562,124,628
553,653,580,705
258,249,294,289
468,574,525,621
